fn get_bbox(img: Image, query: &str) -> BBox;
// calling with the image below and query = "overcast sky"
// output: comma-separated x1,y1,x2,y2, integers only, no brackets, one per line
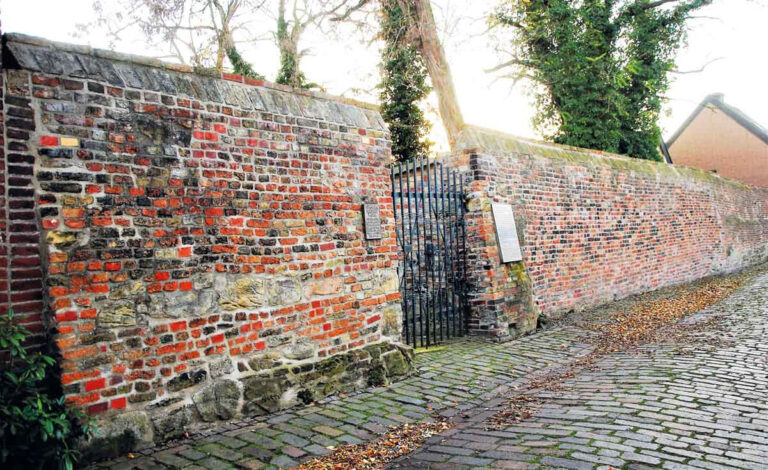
1,0,766,152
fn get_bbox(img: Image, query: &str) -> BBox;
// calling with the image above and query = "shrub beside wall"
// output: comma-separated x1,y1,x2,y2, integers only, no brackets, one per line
450,126,768,340
1,33,409,453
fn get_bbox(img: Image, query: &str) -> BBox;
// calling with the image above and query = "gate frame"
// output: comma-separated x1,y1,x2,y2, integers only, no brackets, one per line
390,157,468,348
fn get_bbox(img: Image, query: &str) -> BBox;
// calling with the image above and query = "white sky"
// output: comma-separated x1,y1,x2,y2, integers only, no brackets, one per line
1,0,766,152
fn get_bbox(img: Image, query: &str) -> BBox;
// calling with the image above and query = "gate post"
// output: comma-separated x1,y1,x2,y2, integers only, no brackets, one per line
447,150,539,342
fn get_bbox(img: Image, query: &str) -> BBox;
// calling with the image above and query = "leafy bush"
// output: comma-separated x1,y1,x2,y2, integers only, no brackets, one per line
0,312,91,470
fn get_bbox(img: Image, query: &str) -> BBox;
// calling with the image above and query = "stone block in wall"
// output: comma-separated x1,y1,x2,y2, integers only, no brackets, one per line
192,379,240,422
82,411,154,461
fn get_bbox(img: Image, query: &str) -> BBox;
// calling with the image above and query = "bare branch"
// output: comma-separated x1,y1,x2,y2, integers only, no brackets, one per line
670,56,724,74
490,71,540,87
485,58,537,73
329,0,371,22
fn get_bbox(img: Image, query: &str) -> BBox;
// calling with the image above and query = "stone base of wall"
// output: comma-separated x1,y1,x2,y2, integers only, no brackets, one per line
84,341,413,460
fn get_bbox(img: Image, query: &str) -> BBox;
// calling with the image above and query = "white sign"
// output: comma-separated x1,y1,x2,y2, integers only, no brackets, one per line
491,203,523,263
363,203,382,240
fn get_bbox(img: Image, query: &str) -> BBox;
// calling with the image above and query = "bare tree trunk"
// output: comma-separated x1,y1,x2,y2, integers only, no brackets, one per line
398,0,465,150
275,0,308,88
211,0,238,72
217,28,235,71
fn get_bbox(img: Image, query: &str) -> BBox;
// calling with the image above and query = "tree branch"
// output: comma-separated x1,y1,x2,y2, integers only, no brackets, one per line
670,56,724,74
485,58,538,73
329,0,371,22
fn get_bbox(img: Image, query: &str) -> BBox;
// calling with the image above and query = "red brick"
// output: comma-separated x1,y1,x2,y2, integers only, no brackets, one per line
87,402,109,415
39,135,59,146
84,378,106,392
104,262,121,271
110,396,127,410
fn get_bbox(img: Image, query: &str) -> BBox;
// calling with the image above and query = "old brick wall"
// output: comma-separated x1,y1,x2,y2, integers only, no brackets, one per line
0,20,6,322
449,127,768,341
1,33,408,450
2,36,48,351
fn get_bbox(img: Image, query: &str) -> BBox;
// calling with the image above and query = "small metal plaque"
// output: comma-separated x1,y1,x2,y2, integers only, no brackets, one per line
363,203,382,240
491,203,523,263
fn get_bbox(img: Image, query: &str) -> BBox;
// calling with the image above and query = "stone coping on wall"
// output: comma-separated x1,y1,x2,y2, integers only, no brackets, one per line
455,124,759,190
2,32,386,129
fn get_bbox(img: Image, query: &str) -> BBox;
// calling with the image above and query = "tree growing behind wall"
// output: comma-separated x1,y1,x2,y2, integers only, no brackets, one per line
86,0,373,88
379,0,432,162
85,0,270,73
227,45,265,79
273,0,373,89
393,0,466,150
492,0,712,161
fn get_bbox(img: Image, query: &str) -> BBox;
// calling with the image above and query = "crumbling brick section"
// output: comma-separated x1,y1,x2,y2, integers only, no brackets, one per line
449,127,768,341
1,33,409,451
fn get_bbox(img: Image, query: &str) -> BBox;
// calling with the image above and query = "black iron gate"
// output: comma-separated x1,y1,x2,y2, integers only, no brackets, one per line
390,157,467,348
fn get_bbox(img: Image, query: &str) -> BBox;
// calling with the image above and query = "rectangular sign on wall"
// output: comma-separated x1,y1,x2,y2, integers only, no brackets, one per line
363,203,383,240
491,203,523,263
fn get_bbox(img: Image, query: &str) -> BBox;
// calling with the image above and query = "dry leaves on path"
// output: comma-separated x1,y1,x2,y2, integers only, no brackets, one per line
584,278,744,355
491,271,754,428
296,419,454,470
489,395,542,426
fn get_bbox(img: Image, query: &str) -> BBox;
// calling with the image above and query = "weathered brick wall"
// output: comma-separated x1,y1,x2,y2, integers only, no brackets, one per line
2,38,48,350
0,20,6,326
1,33,409,452
450,127,768,340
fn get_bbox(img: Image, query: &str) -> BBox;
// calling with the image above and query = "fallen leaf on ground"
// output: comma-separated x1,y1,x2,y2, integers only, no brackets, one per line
296,419,454,470
490,270,754,428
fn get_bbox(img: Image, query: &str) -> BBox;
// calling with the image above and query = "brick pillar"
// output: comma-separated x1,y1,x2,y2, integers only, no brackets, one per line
0,19,9,319
2,59,46,350
458,152,538,341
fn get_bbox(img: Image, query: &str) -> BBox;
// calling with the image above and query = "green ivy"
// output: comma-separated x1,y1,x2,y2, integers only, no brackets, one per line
275,14,320,90
226,46,265,80
379,0,432,162
496,0,711,161
0,312,91,470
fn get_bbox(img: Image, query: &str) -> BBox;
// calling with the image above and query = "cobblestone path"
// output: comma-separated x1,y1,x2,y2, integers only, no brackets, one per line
394,273,768,469
91,325,593,469
91,272,768,470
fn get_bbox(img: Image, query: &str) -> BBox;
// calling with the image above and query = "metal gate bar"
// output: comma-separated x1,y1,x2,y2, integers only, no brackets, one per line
390,157,467,348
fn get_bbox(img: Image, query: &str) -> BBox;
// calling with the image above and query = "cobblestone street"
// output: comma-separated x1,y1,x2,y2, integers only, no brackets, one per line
395,273,768,469
91,271,768,470
91,316,593,469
